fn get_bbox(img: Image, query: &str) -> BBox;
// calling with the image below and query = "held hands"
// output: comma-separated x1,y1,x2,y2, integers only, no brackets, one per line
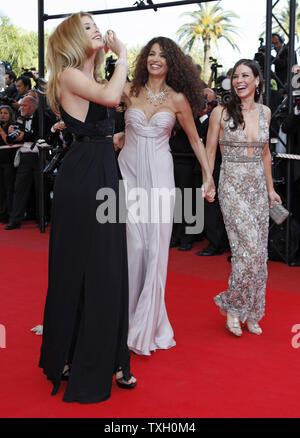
268,189,282,209
104,30,127,59
113,132,125,151
53,121,66,132
202,176,216,203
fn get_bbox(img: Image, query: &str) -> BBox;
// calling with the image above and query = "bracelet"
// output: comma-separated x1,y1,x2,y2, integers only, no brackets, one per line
115,58,128,69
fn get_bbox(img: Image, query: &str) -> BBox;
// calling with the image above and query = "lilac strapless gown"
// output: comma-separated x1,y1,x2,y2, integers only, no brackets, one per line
118,108,176,355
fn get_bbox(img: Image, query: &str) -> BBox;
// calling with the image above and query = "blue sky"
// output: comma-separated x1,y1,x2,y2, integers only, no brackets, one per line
0,0,290,71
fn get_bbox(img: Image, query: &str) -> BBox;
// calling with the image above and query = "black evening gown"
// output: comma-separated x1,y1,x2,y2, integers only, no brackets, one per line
39,102,131,403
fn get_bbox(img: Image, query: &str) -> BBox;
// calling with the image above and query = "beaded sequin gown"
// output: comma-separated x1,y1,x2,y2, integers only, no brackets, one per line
118,108,176,356
39,102,131,403
214,104,269,323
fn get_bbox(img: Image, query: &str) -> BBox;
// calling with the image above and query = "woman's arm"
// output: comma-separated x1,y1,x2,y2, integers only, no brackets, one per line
60,61,127,108
0,125,8,144
61,33,128,107
205,106,223,174
262,106,281,207
174,93,215,201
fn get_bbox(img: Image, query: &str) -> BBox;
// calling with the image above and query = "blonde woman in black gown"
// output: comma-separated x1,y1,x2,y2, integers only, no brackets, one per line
39,12,136,403
206,59,281,337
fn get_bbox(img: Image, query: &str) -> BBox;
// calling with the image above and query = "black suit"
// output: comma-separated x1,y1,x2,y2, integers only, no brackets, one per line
9,110,52,225
0,125,16,221
169,121,199,246
196,115,228,253
272,45,298,89
282,112,300,222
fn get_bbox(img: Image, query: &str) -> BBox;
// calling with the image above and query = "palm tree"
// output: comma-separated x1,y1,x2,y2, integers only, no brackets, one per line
272,1,300,42
177,2,240,80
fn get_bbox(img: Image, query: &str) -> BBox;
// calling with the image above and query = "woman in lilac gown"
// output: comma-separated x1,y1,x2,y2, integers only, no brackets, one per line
116,37,215,356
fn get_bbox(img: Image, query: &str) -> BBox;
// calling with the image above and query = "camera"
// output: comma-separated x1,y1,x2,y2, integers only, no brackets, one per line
105,56,117,81
254,38,266,75
43,128,72,175
0,59,12,73
6,124,21,144
6,117,24,145
209,56,222,72
208,57,231,104
43,146,66,175
0,91,15,106
21,67,38,80
293,91,300,110
218,78,232,105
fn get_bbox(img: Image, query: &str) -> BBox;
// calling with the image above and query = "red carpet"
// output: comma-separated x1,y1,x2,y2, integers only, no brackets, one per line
0,223,300,418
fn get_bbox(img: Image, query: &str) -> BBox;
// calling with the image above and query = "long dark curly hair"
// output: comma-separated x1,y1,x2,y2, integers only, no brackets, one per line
130,36,205,118
225,59,264,130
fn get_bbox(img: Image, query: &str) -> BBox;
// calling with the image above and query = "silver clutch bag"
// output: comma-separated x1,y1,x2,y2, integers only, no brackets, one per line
269,201,289,225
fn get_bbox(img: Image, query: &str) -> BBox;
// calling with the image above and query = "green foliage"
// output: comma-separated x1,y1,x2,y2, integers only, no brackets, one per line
0,15,49,78
272,0,300,42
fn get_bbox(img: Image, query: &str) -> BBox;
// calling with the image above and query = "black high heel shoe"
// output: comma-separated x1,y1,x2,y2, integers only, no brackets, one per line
115,367,137,389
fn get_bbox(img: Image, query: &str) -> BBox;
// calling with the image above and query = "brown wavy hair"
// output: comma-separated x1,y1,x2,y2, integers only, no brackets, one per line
130,37,205,117
225,59,264,130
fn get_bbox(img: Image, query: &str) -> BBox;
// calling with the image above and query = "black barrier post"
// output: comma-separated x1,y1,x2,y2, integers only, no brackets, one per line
264,0,298,263
286,0,296,263
264,0,273,107
38,0,46,233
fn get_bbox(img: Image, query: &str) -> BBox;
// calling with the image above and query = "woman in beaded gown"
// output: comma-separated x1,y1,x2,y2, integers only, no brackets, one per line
39,13,136,403
116,37,215,355
206,59,281,337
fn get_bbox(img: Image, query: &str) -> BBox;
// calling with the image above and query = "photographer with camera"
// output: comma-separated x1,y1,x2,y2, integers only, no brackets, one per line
9,75,32,113
0,71,18,108
44,119,73,177
42,119,73,221
0,105,17,223
255,34,298,92
4,71,18,101
5,95,52,230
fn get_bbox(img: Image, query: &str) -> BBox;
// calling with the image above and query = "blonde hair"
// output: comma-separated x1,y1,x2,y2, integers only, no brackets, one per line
46,12,104,115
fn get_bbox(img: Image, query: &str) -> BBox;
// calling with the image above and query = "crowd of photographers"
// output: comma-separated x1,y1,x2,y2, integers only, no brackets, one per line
0,70,70,229
0,35,299,263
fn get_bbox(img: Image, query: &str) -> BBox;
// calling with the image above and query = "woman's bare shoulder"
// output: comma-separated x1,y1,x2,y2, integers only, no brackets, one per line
60,67,85,84
210,104,226,121
260,103,271,122
260,103,271,114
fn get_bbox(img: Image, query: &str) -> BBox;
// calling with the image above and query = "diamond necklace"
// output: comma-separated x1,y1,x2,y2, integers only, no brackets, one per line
145,83,169,106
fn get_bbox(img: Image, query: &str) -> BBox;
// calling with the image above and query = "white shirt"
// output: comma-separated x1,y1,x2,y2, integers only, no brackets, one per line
20,117,39,153
199,114,208,124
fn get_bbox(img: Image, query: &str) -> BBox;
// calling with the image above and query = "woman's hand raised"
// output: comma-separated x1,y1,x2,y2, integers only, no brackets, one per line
105,30,127,59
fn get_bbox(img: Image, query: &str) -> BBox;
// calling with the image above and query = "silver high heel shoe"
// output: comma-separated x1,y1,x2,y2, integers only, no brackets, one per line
246,320,262,335
226,313,242,337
